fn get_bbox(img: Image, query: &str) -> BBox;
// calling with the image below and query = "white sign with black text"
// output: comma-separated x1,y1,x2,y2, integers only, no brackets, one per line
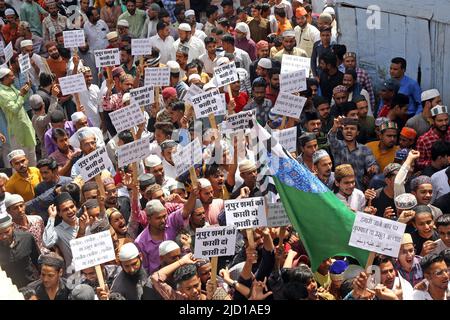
131,38,152,56
78,146,113,182
59,73,87,95
117,136,152,168
94,48,120,68
272,127,297,152
279,69,307,93
18,53,31,73
190,89,226,119
172,138,203,177
130,86,155,108
63,30,86,48
109,104,146,133
194,226,237,259
272,92,307,119
213,62,239,87
281,55,311,76
144,67,170,87
225,197,267,229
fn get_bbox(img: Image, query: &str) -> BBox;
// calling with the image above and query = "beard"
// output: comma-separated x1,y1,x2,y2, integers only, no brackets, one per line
124,266,143,281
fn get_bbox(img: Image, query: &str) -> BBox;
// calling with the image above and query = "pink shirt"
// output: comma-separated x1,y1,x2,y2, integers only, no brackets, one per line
205,199,224,225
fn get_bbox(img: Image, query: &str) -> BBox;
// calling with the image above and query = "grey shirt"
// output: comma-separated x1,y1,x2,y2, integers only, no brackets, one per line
405,113,430,137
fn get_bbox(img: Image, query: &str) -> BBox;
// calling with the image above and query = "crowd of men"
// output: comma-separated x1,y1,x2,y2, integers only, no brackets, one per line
0,0,449,301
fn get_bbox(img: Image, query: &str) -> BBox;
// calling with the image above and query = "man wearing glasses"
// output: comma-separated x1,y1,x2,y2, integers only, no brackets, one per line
412,252,449,300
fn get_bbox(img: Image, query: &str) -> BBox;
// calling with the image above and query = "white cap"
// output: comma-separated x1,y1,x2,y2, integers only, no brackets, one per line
198,178,212,189
323,7,335,15
4,194,24,209
5,8,15,16
0,67,11,79
20,39,33,48
0,212,12,229
158,240,180,256
122,92,130,104
188,73,201,82
144,155,162,168
203,81,217,91
118,243,140,262
312,149,330,164
257,58,272,69
178,23,191,32
167,60,180,73
235,22,248,34
71,112,86,123
421,89,440,102
145,199,166,216
106,31,118,40
216,57,230,66
117,19,129,27
430,105,448,117
7,149,25,163
184,9,195,17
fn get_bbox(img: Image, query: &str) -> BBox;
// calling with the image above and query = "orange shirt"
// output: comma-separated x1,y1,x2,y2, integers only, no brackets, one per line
47,58,67,79
276,19,293,36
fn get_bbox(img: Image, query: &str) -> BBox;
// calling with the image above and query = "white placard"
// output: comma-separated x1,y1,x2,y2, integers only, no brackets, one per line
144,67,170,87
281,55,311,76
225,197,267,229
272,92,307,119
59,73,87,95
172,138,202,177
18,54,31,73
280,69,307,93
266,203,291,227
78,146,113,182
70,230,116,271
109,103,146,133
220,110,255,134
94,48,120,68
117,136,152,168
348,212,406,258
0,41,5,57
3,42,13,63
190,88,226,119
272,127,297,152
130,86,154,108
213,62,239,87
63,30,86,48
131,38,152,56
194,226,237,259
183,84,204,104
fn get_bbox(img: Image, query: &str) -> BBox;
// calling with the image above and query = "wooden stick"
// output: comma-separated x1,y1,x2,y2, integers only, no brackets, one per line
278,226,287,246
365,251,376,271
246,229,255,248
280,116,287,130
95,264,105,289
94,174,106,199
189,167,198,187
106,66,112,82
227,84,233,102
210,256,218,284
184,0,190,9
154,86,160,114
208,113,217,129
74,93,81,111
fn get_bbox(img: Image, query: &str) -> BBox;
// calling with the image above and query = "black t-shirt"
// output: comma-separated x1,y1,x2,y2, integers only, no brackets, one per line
411,229,439,255
421,166,440,177
433,193,450,214
319,70,344,103
372,188,396,218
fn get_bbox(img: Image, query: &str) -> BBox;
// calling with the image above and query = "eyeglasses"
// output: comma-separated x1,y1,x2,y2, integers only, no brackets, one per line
433,269,449,277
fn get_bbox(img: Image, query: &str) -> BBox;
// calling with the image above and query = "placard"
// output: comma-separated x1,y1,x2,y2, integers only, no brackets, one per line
194,226,237,259
63,29,86,48
183,84,203,104
279,69,307,93
213,62,239,87
144,67,170,87
272,92,307,119
131,38,152,56
220,110,255,134
172,138,202,177
348,212,406,258
3,42,13,63
281,55,311,76
117,136,152,168
18,53,31,73
94,48,120,68
78,146,112,181
59,73,87,95
225,197,267,229
0,41,4,57
70,230,116,271
109,104,146,133
190,88,226,119
266,202,290,227
130,86,154,108
272,127,297,152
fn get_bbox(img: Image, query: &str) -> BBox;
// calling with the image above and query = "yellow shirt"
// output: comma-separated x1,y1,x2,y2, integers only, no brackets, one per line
314,271,331,288
365,141,399,171
5,167,42,202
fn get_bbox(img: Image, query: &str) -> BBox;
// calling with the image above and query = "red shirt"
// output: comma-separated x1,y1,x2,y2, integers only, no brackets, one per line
265,86,278,106
416,126,450,169
226,91,249,113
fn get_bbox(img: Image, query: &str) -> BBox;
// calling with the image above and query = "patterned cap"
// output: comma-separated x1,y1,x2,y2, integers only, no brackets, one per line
395,148,409,161
312,149,330,164
7,149,25,163
379,121,398,132
335,164,354,180
383,163,401,177
332,85,347,95
0,212,12,229
177,44,190,56
375,117,389,127
421,89,440,102
410,175,432,191
394,193,417,210
298,132,316,147
430,105,448,117
343,52,356,59
160,139,177,150
401,233,413,245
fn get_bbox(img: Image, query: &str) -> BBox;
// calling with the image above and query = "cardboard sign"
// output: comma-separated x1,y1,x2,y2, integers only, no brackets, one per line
59,73,87,95
78,146,113,181
3,42,13,63
266,203,290,227
109,104,146,133
281,55,311,76
349,212,406,258
272,92,307,119
18,54,31,73
172,138,202,177
194,226,237,259
183,84,203,104
190,89,226,119
144,67,170,87
220,110,255,134
70,230,116,271
117,136,152,168
63,30,86,48
131,38,152,56
213,62,239,87
94,48,120,68
279,69,307,93
225,197,267,229
130,86,154,108
272,127,297,152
